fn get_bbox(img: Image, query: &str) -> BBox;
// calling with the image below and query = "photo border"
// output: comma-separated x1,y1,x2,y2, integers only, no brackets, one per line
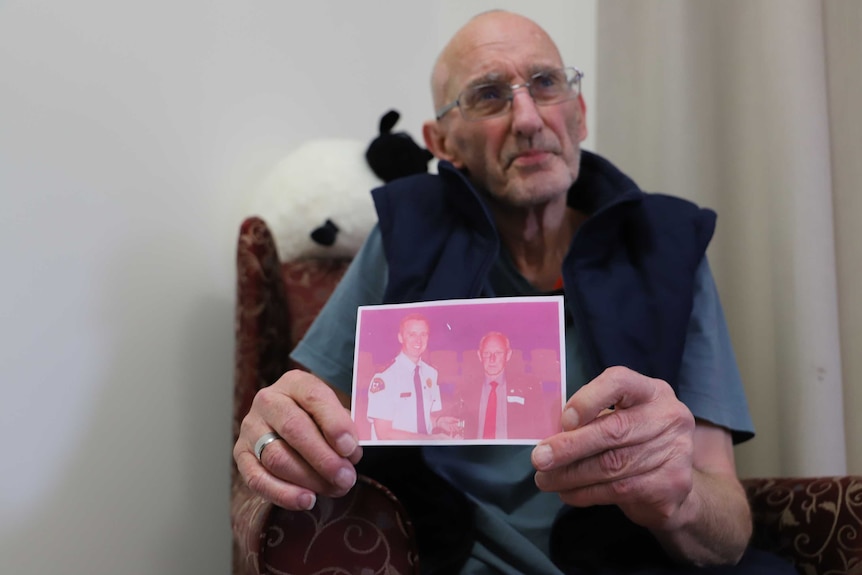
351,295,566,446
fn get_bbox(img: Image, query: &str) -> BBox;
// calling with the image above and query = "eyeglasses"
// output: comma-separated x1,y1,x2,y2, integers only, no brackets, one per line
435,66,584,121
481,351,506,360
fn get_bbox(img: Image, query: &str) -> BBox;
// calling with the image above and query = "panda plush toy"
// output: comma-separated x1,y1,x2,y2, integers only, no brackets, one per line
247,110,433,261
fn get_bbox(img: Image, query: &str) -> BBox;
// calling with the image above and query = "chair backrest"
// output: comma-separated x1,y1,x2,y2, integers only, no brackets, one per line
233,217,421,575
234,216,351,443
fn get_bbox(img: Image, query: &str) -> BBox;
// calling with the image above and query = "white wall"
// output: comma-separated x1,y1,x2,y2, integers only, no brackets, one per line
0,2,596,573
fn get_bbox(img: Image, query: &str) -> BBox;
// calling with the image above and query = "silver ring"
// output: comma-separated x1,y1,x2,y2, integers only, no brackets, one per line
254,431,283,462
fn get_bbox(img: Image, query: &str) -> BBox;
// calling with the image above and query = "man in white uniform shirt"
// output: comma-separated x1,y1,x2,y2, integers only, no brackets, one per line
367,313,451,440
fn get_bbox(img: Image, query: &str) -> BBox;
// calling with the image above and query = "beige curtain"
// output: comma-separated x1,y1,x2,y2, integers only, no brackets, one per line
594,0,861,478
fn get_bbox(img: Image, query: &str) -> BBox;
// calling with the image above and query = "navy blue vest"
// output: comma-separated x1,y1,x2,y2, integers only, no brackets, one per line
363,153,796,574
371,150,716,388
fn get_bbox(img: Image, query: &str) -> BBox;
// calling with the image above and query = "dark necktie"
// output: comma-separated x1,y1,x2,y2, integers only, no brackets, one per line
414,364,427,434
483,381,498,439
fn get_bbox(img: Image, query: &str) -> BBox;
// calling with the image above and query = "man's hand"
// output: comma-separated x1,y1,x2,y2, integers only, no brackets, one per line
531,366,750,565
372,417,458,440
233,369,363,511
532,366,695,530
433,415,463,437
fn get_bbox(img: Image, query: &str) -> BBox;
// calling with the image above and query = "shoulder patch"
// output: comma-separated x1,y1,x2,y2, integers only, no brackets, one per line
370,377,386,394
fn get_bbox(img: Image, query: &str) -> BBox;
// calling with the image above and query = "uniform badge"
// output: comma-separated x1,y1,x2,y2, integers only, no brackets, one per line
426,378,432,388
370,377,386,393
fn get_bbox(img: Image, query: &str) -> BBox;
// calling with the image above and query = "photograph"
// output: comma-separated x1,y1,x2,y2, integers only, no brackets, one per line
351,296,566,446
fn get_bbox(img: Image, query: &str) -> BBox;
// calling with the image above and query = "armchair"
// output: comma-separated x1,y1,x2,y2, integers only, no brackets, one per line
232,216,862,575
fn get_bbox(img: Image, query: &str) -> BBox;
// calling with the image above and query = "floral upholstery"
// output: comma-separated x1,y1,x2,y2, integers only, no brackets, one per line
232,472,418,575
232,217,419,575
232,216,862,575
742,476,862,575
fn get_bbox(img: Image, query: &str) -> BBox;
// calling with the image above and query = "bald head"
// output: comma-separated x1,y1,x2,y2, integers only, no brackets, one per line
478,331,512,378
431,11,563,110
421,9,586,210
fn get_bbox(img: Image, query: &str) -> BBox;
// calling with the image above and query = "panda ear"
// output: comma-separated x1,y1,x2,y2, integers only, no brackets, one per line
379,109,400,134
366,109,433,182
310,219,339,246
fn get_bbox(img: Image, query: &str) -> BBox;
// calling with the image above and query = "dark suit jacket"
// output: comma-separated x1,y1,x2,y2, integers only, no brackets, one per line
448,372,555,440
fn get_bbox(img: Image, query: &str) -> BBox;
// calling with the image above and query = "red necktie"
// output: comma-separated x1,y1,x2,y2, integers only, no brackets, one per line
482,381,498,439
414,364,427,434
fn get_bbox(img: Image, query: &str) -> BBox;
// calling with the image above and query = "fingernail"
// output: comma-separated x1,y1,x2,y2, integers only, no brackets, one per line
562,408,579,430
298,493,316,510
334,433,357,457
532,444,553,470
334,467,357,491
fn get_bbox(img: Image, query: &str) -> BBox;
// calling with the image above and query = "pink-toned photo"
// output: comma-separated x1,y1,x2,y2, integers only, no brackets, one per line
351,296,565,445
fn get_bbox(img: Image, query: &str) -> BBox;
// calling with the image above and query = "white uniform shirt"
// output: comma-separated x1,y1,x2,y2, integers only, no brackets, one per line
366,352,440,438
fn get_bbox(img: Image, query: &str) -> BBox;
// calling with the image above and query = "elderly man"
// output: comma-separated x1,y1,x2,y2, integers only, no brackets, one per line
235,10,794,574
456,331,552,441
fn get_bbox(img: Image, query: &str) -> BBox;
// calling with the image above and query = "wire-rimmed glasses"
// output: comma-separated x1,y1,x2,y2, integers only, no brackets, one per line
435,66,584,121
